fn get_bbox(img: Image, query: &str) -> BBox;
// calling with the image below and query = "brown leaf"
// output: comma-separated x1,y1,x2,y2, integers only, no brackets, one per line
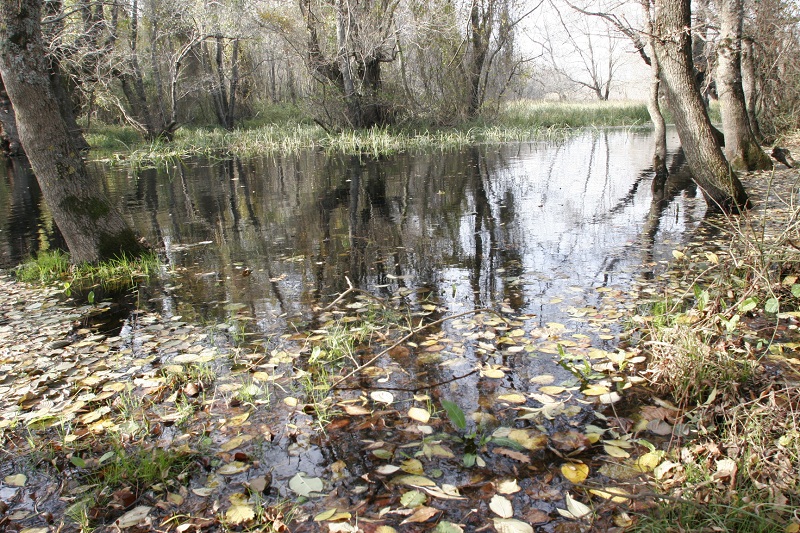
551,431,590,453
493,447,531,463
400,505,439,524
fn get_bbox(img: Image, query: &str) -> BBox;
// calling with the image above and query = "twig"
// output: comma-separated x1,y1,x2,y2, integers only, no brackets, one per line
331,307,506,390
324,276,388,310
334,369,480,393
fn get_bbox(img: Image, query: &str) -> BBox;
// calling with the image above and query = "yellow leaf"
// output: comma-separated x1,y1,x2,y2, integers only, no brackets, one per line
589,487,630,503
408,407,430,423
4,474,26,487
497,393,527,404
582,385,610,396
672,250,686,260
482,368,506,379
561,463,589,484
400,458,424,475
314,508,337,522
220,434,255,452
603,444,630,458
508,429,547,451
538,386,565,395
226,500,255,525
392,475,436,487
635,451,664,472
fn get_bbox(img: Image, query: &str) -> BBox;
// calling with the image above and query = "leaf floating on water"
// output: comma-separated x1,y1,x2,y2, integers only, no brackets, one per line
370,391,394,405
288,473,324,496
492,518,534,533
481,366,506,379
400,489,427,508
489,494,514,518
496,478,521,495
408,407,430,423
400,505,439,524
538,386,565,395
497,393,527,404
4,474,26,487
561,463,589,484
217,461,250,475
392,474,437,487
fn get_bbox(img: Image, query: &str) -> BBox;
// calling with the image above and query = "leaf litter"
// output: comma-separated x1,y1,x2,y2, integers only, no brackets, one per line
3,165,800,532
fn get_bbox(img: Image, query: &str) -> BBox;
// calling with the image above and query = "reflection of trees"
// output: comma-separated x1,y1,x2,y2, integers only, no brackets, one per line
639,150,701,274
0,157,65,267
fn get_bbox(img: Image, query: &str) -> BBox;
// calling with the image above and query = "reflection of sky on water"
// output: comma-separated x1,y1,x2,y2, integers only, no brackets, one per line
1,128,705,336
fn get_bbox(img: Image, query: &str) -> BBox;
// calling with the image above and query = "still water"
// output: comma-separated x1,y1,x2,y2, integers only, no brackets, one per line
0,127,702,336
2,128,707,520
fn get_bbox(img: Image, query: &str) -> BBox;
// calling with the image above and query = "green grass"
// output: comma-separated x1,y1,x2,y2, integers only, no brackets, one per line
15,249,161,293
86,100,654,167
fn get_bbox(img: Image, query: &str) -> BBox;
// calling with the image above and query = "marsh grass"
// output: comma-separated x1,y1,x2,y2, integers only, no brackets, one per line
88,100,653,167
633,174,800,531
15,250,161,294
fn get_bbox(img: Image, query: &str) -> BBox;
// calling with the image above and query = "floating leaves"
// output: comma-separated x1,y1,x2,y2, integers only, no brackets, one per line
288,473,324,497
561,463,589,484
489,494,514,518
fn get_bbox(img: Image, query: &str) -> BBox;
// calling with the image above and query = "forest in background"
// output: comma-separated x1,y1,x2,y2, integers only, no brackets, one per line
0,0,798,147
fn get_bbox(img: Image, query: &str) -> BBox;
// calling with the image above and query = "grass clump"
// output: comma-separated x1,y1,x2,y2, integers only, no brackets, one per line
15,250,161,294
631,172,800,532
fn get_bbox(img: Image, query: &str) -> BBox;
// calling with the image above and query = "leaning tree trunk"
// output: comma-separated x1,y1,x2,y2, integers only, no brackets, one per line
653,0,750,212
0,0,145,263
0,73,23,156
716,0,772,171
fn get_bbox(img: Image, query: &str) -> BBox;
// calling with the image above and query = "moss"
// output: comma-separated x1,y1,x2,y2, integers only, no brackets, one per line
97,229,145,261
59,195,110,220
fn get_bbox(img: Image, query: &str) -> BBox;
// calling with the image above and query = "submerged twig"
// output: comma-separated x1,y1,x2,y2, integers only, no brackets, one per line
330,307,506,390
324,276,388,310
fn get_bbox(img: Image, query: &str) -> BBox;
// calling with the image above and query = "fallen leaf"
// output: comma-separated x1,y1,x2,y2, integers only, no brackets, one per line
392,474,437,487
4,474,26,487
433,521,464,533
217,461,250,475
497,479,521,495
493,447,531,463
561,463,589,484
370,391,394,405
559,493,591,520
400,490,427,508
408,407,430,423
490,494,514,518
289,473,324,496
589,487,630,503
226,494,255,525
401,505,439,524
497,393,527,404
220,434,255,452
492,518,534,533
342,404,371,415
115,505,152,529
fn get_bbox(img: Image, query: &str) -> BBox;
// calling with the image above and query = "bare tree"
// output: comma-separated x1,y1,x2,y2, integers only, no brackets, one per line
652,0,749,212
715,0,772,170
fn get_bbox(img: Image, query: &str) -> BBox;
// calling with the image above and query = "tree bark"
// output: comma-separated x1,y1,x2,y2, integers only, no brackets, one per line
716,0,772,170
652,0,750,212
741,37,762,142
0,73,23,156
640,0,667,179
0,0,145,263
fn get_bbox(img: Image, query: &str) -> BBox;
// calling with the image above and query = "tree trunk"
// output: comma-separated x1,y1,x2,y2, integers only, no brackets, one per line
741,37,763,143
716,0,772,170
641,0,667,179
467,0,489,117
0,73,23,156
0,0,145,263
653,0,750,212
336,0,361,127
